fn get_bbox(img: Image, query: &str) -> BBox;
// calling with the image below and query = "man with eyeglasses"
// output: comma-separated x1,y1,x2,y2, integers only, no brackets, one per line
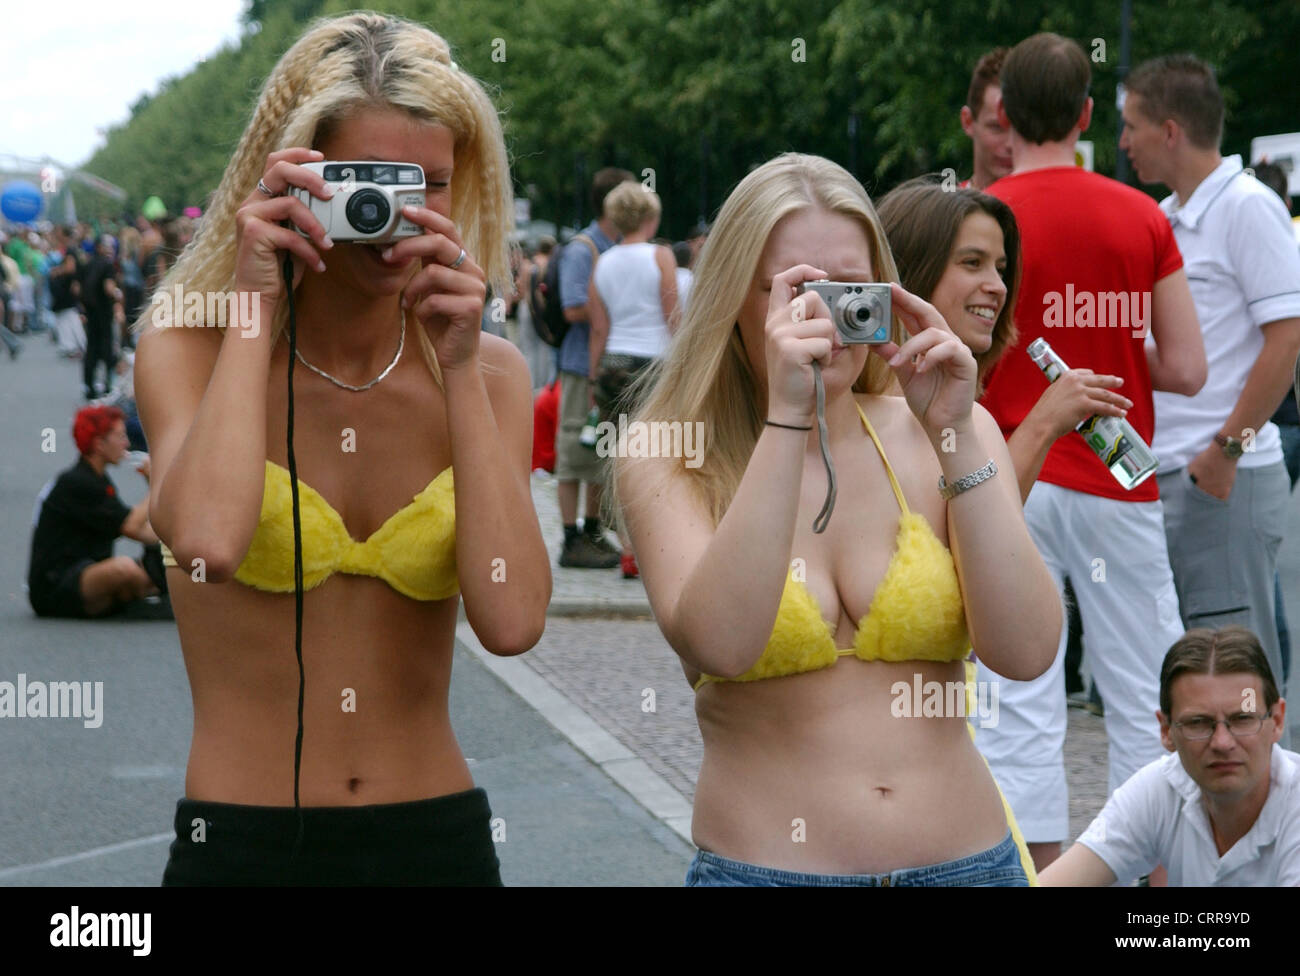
1041,626,1298,885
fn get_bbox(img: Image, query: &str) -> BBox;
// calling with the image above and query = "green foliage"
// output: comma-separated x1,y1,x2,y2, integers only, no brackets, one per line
79,0,1293,233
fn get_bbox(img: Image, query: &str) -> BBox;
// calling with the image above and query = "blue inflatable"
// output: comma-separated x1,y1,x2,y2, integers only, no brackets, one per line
1,181,44,223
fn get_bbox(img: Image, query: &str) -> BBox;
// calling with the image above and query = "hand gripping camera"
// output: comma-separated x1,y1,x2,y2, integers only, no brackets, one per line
797,280,892,343
289,161,426,242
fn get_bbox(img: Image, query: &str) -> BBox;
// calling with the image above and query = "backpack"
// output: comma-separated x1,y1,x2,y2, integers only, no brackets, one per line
532,233,598,348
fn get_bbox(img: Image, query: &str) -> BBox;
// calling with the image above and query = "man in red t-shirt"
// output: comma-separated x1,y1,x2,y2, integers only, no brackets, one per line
973,32,1207,869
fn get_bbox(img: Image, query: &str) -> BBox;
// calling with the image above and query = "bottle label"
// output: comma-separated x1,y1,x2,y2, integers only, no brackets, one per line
1078,415,1132,466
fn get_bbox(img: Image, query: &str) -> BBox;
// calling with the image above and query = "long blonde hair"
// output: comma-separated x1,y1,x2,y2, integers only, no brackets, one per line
137,12,513,388
619,153,902,526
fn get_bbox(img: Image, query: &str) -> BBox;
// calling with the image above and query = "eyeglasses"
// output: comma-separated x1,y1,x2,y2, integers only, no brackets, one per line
1172,711,1271,740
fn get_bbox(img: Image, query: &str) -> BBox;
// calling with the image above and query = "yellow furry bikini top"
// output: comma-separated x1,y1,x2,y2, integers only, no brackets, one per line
694,403,969,690
160,460,458,601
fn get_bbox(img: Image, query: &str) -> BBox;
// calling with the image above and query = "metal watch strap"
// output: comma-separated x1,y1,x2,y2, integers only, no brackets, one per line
938,459,998,500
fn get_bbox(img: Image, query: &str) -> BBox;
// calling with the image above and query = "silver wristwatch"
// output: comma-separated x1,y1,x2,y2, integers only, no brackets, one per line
938,459,998,500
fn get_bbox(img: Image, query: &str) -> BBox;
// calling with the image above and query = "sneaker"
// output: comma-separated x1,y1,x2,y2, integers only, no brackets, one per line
139,543,169,595
585,530,621,557
621,553,639,579
117,594,174,621
559,534,620,569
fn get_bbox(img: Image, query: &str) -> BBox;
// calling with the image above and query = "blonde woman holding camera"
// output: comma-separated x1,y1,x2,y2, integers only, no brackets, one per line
617,153,1060,886
135,12,549,885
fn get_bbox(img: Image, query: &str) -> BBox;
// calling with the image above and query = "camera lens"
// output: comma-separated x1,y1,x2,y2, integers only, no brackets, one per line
835,290,887,341
346,188,390,235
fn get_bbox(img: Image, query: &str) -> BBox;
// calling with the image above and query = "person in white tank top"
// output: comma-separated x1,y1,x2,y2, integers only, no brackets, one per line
587,183,679,577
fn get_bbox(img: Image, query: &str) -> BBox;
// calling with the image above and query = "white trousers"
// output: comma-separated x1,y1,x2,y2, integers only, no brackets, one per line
974,482,1183,841
53,307,86,355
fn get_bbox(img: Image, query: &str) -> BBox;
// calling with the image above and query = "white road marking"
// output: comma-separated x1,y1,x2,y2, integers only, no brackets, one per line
0,832,172,879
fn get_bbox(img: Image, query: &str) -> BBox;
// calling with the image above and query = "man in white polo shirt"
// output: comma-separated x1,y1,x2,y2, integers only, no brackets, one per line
1120,55,1300,712
1042,627,1299,886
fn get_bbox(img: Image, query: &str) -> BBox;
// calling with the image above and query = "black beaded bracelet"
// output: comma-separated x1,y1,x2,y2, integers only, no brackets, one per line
765,419,813,431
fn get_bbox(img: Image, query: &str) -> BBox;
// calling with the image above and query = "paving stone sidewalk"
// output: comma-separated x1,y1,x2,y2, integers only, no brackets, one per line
530,469,652,616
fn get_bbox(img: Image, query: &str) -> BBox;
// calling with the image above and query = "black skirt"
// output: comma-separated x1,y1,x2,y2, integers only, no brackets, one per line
161,788,502,886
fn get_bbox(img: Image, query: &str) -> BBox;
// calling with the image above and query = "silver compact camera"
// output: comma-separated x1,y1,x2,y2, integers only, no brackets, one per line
289,161,426,241
798,280,892,343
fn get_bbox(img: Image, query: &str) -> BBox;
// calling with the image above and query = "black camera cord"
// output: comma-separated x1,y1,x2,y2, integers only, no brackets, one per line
811,360,836,534
282,252,307,859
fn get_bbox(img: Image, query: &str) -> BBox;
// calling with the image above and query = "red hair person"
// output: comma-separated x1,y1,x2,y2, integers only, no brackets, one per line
28,406,163,618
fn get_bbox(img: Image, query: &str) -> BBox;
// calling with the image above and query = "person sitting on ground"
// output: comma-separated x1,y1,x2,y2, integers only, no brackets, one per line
1041,626,1299,886
27,405,164,618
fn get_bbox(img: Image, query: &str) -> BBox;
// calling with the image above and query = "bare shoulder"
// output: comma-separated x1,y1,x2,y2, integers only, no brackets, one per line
478,332,528,382
616,452,676,502
476,333,532,427
134,322,222,395
855,392,931,450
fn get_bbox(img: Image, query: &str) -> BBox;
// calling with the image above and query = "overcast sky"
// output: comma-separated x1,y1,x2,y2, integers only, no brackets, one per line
3,0,246,168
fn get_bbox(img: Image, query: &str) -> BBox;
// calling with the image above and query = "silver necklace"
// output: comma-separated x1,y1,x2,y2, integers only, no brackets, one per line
294,308,405,392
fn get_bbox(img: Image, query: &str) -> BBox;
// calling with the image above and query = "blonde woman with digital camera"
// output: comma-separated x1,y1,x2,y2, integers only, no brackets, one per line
134,12,549,885
616,153,1060,886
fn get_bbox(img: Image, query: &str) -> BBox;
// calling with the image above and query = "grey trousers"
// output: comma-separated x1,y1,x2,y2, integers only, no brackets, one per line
1158,462,1289,710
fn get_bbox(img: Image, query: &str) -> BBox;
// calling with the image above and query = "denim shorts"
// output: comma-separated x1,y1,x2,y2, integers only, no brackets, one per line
685,830,1028,887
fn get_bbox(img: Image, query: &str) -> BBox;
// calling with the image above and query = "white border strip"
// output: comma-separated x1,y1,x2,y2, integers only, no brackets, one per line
0,832,172,880
456,623,693,844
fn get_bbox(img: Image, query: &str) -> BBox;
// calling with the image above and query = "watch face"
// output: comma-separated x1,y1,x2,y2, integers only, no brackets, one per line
1220,436,1243,458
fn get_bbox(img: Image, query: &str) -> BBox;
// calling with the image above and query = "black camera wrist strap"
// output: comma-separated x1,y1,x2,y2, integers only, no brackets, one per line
812,361,836,534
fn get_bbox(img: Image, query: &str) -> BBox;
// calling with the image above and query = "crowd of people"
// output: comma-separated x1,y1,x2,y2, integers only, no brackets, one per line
3,216,196,387
15,10,1299,887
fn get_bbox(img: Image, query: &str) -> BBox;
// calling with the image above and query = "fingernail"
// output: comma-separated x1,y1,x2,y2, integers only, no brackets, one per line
321,235,334,249
316,260,326,273
381,247,393,261
401,293,409,308
402,205,417,214
888,354,903,367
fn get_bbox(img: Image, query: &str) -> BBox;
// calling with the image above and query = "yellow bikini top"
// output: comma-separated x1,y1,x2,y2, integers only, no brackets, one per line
694,403,969,690
160,460,458,601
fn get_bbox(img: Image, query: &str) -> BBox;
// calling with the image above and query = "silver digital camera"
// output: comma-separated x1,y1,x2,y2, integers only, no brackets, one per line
798,280,892,343
289,161,426,242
